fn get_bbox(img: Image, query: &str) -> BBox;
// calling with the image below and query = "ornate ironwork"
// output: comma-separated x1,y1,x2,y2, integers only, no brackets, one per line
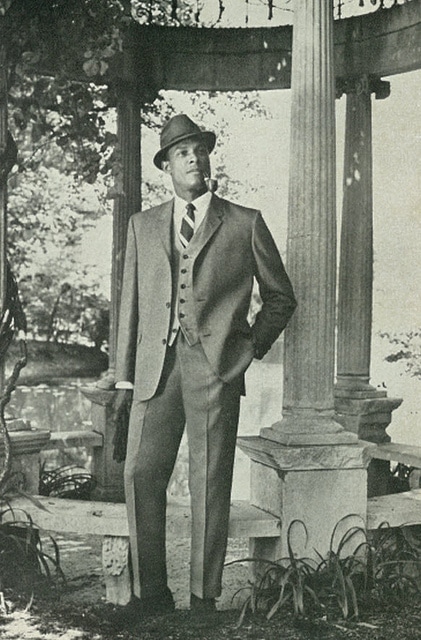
131,0,415,27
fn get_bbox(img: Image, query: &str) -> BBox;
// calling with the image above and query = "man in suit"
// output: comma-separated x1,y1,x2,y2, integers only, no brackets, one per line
113,114,296,622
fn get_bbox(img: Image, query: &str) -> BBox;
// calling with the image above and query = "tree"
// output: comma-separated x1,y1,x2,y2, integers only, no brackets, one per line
1,1,273,347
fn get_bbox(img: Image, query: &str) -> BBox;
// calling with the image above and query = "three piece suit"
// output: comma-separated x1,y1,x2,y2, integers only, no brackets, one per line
115,191,296,601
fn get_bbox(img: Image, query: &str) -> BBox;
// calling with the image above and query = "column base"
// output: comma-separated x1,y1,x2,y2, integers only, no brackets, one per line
334,387,403,497
260,411,359,446
335,375,386,399
81,386,125,503
237,434,371,564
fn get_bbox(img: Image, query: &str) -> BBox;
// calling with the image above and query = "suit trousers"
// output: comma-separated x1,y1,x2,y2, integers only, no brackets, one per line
124,332,242,600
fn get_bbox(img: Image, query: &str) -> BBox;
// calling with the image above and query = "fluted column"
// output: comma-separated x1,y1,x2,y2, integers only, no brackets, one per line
336,76,389,392
237,0,369,564
333,77,401,496
262,0,353,444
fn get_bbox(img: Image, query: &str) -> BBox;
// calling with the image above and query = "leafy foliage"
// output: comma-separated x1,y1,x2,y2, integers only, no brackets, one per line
2,2,275,347
229,517,421,626
39,464,96,500
0,301,64,602
381,330,421,379
0,507,64,598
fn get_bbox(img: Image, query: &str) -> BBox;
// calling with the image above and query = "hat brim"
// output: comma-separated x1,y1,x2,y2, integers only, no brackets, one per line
154,131,216,169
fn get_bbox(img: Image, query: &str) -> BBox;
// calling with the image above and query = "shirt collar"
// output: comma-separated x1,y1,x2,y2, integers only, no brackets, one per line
173,191,212,228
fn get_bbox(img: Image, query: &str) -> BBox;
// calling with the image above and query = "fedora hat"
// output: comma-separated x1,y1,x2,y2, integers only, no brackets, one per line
154,114,216,169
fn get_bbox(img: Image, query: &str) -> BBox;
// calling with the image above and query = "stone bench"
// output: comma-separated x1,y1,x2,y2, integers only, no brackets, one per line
367,488,421,529
1,495,280,605
368,442,421,489
5,487,421,604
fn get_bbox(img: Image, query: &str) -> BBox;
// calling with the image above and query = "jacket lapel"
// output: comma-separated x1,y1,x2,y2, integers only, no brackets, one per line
152,199,173,259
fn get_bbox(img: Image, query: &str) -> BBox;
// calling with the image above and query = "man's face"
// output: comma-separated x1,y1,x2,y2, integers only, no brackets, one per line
162,137,211,201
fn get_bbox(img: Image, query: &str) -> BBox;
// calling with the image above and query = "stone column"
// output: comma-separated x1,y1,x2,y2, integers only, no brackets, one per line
336,75,389,394
261,0,352,445
82,29,142,502
107,82,142,376
238,0,370,565
334,76,402,496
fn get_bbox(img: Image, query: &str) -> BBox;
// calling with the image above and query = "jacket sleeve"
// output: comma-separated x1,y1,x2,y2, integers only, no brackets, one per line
251,212,297,359
115,216,139,384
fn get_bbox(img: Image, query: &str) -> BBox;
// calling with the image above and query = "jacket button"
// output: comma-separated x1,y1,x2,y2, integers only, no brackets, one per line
162,338,167,345
180,299,185,304
165,302,171,308
180,313,185,318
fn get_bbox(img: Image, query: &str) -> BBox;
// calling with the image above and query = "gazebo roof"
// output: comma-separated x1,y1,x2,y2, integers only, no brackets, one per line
126,2,421,92
39,1,420,92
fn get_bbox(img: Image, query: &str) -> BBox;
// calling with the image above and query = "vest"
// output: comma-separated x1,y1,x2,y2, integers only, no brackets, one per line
168,221,200,346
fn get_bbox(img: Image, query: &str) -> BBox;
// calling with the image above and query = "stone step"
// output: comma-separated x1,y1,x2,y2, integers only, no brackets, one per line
1,495,280,539
368,442,421,469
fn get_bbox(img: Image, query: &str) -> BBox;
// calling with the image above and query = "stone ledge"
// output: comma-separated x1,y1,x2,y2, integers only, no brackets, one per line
367,489,421,530
368,442,421,468
0,429,51,455
43,430,103,451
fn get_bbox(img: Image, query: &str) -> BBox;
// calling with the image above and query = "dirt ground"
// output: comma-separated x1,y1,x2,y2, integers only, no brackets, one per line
0,531,251,639
2,531,421,640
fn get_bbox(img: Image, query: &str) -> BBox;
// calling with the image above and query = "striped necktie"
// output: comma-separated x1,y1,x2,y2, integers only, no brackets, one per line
180,203,195,248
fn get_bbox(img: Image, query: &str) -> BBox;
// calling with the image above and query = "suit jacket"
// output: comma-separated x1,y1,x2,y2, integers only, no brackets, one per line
115,194,296,401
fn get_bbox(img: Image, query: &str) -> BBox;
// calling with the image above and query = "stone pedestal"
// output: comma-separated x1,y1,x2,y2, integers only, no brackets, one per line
0,421,51,493
81,387,125,503
238,435,372,564
335,390,402,497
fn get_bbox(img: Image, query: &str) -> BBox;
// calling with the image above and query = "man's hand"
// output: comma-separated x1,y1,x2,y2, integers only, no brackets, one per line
114,388,133,416
112,389,133,463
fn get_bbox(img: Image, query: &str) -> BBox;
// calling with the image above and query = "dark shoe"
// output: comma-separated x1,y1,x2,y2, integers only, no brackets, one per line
141,587,175,617
190,593,216,614
108,588,175,628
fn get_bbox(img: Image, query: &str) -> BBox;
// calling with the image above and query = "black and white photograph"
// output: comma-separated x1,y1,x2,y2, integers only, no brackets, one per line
0,1,420,638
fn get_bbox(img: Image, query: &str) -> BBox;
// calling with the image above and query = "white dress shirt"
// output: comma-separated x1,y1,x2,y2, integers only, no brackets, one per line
173,190,212,244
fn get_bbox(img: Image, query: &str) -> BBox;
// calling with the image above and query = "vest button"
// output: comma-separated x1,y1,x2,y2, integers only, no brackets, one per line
183,254,189,260
180,313,185,318
180,284,186,289
181,268,187,274
180,299,185,304
162,338,167,345
165,302,171,308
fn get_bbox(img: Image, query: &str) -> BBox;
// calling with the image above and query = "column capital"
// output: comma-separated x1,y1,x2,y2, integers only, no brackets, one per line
336,74,390,100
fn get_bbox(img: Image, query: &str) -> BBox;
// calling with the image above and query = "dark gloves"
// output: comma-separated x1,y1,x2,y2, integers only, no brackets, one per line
112,389,133,463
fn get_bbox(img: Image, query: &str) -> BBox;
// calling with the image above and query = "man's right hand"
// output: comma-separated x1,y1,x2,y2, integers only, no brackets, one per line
114,388,133,417
112,389,133,463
